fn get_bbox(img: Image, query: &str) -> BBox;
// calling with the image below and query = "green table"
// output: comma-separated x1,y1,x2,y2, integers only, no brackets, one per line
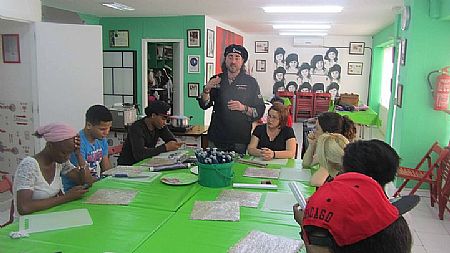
336,107,381,127
1,158,314,253
134,161,315,253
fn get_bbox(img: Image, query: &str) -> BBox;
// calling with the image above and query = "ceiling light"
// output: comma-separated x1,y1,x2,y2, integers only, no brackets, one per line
273,24,331,30
279,31,328,36
102,2,135,11
263,6,343,13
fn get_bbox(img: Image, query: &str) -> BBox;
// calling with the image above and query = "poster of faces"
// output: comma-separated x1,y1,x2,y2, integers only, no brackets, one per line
272,47,341,100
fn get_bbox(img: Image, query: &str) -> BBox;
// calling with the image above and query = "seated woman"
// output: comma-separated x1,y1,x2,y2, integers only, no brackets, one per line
302,112,356,168
13,123,89,215
309,133,349,187
247,103,296,160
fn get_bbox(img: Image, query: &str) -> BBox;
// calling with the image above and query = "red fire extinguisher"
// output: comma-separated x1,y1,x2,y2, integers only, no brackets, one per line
427,66,450,111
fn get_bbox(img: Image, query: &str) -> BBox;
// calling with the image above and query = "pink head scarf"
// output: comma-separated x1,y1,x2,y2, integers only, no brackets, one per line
35,123,77,142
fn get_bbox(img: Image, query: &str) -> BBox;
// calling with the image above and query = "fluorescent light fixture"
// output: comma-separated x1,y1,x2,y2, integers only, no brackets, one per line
102,2,135,11
273,24,331,30
279,31,328,36
263,6,343,13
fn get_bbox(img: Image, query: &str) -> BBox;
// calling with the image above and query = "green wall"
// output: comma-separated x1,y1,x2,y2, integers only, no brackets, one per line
99,16,206,125
391,0,450,168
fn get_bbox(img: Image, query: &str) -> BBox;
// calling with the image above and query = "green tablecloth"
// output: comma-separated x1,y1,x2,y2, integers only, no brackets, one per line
337,107,381,127
1,158,314,253
134,161,315,253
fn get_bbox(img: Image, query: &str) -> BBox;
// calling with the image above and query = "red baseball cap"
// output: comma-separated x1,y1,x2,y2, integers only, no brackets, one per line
302,172,405,246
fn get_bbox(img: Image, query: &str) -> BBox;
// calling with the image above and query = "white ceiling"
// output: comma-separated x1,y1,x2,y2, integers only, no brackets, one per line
42,0,404,36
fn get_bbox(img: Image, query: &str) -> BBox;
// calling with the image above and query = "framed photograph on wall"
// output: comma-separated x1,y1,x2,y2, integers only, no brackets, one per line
347,62,363,75
256,60,266,72
188,55,200,73
2,34,21,63
255,41,269,53
187,29,201,48
206,62,215,81
400,39,407,66
396,84,404,108
188,82,200,97
109,30,129,48
349,42,365,55
206,29,215,58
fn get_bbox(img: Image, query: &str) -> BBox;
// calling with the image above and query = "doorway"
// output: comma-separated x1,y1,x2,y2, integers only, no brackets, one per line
141,39,184,115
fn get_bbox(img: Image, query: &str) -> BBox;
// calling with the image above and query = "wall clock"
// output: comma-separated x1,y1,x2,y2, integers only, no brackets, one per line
401,6,411,31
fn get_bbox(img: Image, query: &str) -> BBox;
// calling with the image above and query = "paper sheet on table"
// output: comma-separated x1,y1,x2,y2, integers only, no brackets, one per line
19,209,92,234
154,150,189,159
261,192,296,214
229,230,303,253
140,158,177,167
243,167,280,179
216,190,262,208
191,201,240,221
85,189,138,205
103,166,148,176
108,172,161,182
252,157,288,165
279,168,311,182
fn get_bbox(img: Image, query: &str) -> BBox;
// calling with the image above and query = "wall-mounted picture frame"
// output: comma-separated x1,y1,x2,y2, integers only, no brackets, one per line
349,42,365,55
256,60,267,72
347,62,363,75
188,55,200,73
188,82,200,97
206,29,215,58
206,62,215,81
396,84,403,108
400,39,407,66
255,41,269,53
109,30,129,48
2,34,21,63
187,29,201,48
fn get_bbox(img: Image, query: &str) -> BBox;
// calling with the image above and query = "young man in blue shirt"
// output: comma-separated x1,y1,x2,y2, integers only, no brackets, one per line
62,104,113,191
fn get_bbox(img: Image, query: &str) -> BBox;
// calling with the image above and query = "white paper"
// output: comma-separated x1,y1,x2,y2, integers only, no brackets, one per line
19,209,92,234
233,183,278,190
261,192,296,214
253,157,288,165
279,168,311,182
108,172,161,182
229,230,303,253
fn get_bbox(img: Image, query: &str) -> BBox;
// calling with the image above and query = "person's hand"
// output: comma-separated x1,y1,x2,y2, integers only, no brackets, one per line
227,100,245,111
307,131,319,145
260,148,274,161
64,185,88,201
204,76,221,93
293,203,304,226
74,134,81,151
165,141,183,151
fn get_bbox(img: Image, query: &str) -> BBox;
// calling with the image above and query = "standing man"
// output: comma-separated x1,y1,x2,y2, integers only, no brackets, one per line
117,100,183,165
197,44,265,153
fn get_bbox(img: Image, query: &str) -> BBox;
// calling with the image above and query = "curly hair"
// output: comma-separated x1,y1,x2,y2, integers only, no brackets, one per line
317,112,356,141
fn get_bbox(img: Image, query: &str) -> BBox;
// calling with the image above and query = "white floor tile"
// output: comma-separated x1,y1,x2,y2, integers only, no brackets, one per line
442,221,450,235
411,229,423,246
409,216,448,234
416,232,450,251
411,245,427,253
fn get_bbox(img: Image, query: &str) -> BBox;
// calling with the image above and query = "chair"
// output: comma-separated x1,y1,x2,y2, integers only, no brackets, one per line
0,173,14,227
437,150,450,220
393,142,450,205
313,92,331,117
108,144,123,156
295,92,314,120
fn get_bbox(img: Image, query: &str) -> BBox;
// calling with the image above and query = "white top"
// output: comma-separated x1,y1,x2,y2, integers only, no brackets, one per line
13,156,74,217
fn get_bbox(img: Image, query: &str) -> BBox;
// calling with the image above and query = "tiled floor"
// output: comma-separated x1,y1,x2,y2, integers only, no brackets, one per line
403,189,450,253
291,122,450,253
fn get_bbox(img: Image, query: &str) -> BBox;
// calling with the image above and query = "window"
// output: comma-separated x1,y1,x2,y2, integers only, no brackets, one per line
380,47,394,108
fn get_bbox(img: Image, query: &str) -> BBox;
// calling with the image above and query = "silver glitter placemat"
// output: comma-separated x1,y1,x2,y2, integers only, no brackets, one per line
85,188,138,205
243,167,280,179
191,201,240,221
229,230,303,253
216,189,262,208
